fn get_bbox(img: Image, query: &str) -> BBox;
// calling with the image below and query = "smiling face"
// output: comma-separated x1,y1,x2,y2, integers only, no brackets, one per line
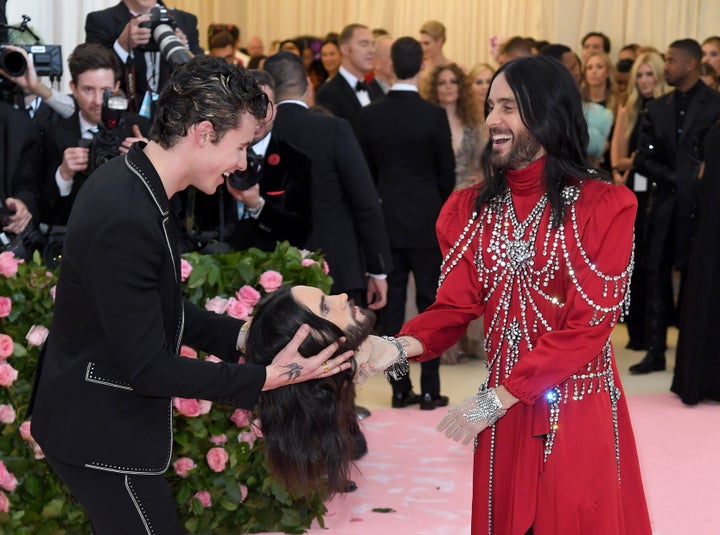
321,42,341,75
192,114,258,195
485,73,545,170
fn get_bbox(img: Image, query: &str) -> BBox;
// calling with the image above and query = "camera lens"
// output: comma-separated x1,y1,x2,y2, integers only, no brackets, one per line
0,48,27,77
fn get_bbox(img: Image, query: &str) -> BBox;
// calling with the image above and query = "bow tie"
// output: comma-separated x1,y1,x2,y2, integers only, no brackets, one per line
355,81,368,92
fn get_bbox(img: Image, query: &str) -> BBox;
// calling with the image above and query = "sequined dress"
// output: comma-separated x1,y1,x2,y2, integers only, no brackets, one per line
400,157,652,534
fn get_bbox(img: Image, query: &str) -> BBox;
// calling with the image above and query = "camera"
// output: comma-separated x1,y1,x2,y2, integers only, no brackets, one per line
228,152,264,191
0,43,62,78
137,6,192,67
79,91,130,176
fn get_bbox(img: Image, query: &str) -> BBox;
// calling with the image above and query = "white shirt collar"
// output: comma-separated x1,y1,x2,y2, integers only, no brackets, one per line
390,82,418,92
251,132,271,156
277,99,309,109
339,66,360,88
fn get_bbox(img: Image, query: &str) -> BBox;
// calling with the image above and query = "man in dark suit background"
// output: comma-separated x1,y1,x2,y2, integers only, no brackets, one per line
186,69,313,253
41,43,150,228
355,37,455,410
315,23,383,126
630,38,720,374
85,0,203,114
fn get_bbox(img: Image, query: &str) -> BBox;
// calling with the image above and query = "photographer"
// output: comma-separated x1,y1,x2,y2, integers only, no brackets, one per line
85,0,202,114
0,99,41,237
40,43,150,227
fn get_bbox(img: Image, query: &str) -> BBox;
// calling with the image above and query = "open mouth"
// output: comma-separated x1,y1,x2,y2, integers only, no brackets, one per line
492,133,512,148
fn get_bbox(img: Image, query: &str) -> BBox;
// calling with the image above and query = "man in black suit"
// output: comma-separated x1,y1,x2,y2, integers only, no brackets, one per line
186,69,312,253
355,37,455,410
29,55,351,533
85,0,203,114
264,51,392,310
630,38,720,374
315,23,383,126
40,43,150,228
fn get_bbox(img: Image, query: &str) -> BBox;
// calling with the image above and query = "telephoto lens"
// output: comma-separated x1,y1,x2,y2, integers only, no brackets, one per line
0,47,27,77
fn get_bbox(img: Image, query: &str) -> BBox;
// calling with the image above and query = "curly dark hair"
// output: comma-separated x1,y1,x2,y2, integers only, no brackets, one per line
422,63,480,128
150,55,268,149
245,286,374,498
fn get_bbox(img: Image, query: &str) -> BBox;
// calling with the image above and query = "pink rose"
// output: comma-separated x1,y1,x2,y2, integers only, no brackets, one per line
236,285,260,307
210,434,227,445
32,443,44,459
0,251,22,278
19,421,32,442
180,258,193,282
301,258,316,267
179,345,197,358
49,285,56,303
0,404,15,424
323,261,330,274
206,447,229,473
225,297,251,320
238,484,248,503
258,270,283,292
204,355,222,364
0,297,11,318
0,362,18,387
193,490,212,508
204,296,228,315
252,418,263,438
230,408,251,428
238,430,257,448
197,400,212,415
0,334,13,359
0,491,8,513
173,398,202,417
0,461,17,492
25,325,49,347
173,457,196,478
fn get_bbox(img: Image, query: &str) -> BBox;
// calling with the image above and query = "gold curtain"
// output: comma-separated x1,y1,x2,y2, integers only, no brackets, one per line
173,0,720,66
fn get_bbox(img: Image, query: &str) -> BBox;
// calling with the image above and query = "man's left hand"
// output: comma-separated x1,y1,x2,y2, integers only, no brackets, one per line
366,277,387,310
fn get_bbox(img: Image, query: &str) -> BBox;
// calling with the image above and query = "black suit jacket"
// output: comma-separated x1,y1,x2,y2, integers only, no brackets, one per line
315,73,383,126
355,90,456,249
30,143,266,473
41,110,151,226
0,102,42,220
85,1,202,110
272,102,392,293
634,80,720,269
188,134,313,252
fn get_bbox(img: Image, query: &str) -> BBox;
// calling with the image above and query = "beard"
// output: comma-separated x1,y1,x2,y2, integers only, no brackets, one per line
341,304,377,351
490,128,543,169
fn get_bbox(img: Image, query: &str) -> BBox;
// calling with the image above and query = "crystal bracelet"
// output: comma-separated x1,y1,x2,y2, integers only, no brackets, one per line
380,335,410,381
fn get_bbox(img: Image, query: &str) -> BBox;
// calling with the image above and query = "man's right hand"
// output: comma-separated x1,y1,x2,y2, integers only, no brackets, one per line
60,147,90,180
117,15,152,52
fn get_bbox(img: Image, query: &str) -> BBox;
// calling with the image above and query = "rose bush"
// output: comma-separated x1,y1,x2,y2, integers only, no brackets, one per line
0,242,334,533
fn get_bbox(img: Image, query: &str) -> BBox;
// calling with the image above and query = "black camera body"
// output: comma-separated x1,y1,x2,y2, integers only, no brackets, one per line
137,6,176,51
228,152,264,191
79,91,131,176
135,6,192,68
0,43,62,78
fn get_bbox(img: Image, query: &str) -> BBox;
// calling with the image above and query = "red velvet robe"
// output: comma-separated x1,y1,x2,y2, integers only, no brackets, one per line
400,158,652,534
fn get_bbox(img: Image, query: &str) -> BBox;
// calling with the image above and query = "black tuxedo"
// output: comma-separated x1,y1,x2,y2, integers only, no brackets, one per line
0,102,41,220
634,80,720,270
30,142,266,473
355,90,456,248
315,72,383,126
355,89,455,398
85,1,202,111
188,134,313,252
271,102,392,294
40,109,150,226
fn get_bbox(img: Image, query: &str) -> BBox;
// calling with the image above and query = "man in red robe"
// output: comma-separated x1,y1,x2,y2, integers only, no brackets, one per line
364,55,652,534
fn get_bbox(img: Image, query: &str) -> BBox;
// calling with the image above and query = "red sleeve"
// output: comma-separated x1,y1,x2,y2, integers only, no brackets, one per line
503,182,637,404
399,188,486,359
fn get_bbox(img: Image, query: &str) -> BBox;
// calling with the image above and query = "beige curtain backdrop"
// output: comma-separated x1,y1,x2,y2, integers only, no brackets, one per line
4,0,719,91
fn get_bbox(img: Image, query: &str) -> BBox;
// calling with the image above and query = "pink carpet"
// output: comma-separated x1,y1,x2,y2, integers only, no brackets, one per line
269,393,720,534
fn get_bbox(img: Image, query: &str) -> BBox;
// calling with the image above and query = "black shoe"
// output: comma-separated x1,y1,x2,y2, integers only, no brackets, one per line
420,393,450,411
629,351,666,374
391,390,422,408
342,480,358,493
356,405,371,419
351,430,368,460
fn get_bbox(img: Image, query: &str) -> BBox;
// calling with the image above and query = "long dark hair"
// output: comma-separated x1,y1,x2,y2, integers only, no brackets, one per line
478,55,606,226
245,286,359,498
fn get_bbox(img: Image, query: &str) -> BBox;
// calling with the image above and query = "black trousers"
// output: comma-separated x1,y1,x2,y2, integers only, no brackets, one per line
46,455,184,535
380,246,442,397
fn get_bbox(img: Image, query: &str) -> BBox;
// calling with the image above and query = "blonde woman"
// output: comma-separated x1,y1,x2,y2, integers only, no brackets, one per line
610,50,667,351
581,51,619,168
468,62,495,117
